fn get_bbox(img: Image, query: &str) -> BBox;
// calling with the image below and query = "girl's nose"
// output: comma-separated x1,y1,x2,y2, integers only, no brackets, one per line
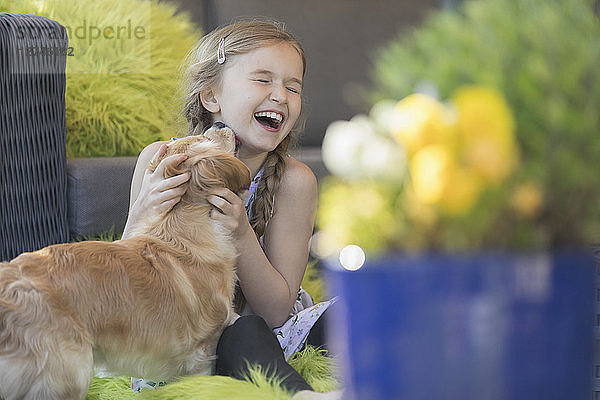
270,84,287,104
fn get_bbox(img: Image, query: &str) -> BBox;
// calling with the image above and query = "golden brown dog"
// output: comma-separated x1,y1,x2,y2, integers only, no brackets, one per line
0,126,250,400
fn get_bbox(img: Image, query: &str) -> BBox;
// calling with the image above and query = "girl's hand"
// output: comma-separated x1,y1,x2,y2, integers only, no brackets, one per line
207,188,249,238
129,144,190,227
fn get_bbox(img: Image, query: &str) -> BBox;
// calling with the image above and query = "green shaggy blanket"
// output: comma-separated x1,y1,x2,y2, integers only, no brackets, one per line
86,346,339,400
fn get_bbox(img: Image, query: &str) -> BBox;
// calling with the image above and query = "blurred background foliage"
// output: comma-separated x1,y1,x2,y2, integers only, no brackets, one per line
1,0,200,157
318,0,600,255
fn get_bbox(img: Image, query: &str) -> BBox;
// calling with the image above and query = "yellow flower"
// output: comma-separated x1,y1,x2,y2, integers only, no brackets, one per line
410,145,450,204
439,166,482,216
410,145,483,215
319,85,522,253
511,183,544,218
392,94,453,156
451,86,517,184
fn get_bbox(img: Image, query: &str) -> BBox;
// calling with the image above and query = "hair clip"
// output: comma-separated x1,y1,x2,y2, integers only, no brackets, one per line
217,37,226,64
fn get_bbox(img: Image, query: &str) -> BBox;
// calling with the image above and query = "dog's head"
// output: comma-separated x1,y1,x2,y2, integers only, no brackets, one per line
148,125,251,200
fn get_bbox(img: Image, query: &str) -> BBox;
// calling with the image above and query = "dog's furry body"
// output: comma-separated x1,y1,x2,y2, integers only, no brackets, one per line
0,128,250,400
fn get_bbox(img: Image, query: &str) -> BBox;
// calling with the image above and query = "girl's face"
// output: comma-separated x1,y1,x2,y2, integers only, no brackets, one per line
206,42,304,157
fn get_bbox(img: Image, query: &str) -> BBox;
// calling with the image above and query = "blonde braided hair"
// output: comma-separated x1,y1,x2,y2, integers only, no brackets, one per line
180,19,306,313
230,135,295,313
249,135,290,239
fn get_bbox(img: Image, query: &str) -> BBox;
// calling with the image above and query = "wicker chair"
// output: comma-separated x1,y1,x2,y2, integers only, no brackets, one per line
0,13,69,261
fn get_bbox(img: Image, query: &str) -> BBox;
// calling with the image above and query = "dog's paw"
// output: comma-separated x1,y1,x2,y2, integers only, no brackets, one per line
203,122,237,153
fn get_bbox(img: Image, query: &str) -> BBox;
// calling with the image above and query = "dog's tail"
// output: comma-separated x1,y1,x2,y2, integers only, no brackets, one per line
0,261,93,399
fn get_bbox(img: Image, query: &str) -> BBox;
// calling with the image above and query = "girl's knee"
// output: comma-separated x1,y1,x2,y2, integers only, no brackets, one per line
217,314,274,354
232,314,270,333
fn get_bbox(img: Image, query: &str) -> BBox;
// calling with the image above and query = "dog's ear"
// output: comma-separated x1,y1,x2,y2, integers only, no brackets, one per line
148,137,206,178
186,152,251,195
203,123,236,153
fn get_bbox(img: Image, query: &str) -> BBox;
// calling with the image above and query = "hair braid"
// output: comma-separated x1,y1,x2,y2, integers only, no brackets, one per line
249,136,290,239
232,135,291,313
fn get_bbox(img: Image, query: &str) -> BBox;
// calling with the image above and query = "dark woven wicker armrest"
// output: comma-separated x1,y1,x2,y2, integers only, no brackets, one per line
0,13,68,261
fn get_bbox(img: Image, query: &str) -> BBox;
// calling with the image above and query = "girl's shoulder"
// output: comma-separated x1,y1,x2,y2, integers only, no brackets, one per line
278,155,318,200
137,140,170,164
140,140,170,155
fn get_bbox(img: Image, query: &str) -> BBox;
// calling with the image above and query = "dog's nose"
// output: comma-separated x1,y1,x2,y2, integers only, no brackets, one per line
212,121,227,129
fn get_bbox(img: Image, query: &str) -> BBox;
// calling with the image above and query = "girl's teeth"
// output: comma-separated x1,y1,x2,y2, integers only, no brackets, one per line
254,111,283,122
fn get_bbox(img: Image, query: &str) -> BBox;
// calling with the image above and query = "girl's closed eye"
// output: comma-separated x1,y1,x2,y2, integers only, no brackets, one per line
250,73,271,84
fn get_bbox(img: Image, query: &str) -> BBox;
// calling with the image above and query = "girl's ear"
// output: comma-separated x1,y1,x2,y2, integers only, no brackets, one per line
199,89,221,113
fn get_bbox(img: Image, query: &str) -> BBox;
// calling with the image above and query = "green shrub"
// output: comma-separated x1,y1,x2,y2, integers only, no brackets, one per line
368,0,600,248
1,0,200,157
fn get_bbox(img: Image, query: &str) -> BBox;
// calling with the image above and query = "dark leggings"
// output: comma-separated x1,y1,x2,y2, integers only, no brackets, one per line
215,313,329,394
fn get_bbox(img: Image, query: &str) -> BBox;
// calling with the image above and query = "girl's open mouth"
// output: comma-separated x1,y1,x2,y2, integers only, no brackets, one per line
254,111,284,131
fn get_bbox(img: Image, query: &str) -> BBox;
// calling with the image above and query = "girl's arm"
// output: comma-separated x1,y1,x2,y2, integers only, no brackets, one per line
121,141,190,240
209,157,318,328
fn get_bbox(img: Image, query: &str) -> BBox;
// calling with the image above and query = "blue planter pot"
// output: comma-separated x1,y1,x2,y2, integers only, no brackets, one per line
325,251,595,400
